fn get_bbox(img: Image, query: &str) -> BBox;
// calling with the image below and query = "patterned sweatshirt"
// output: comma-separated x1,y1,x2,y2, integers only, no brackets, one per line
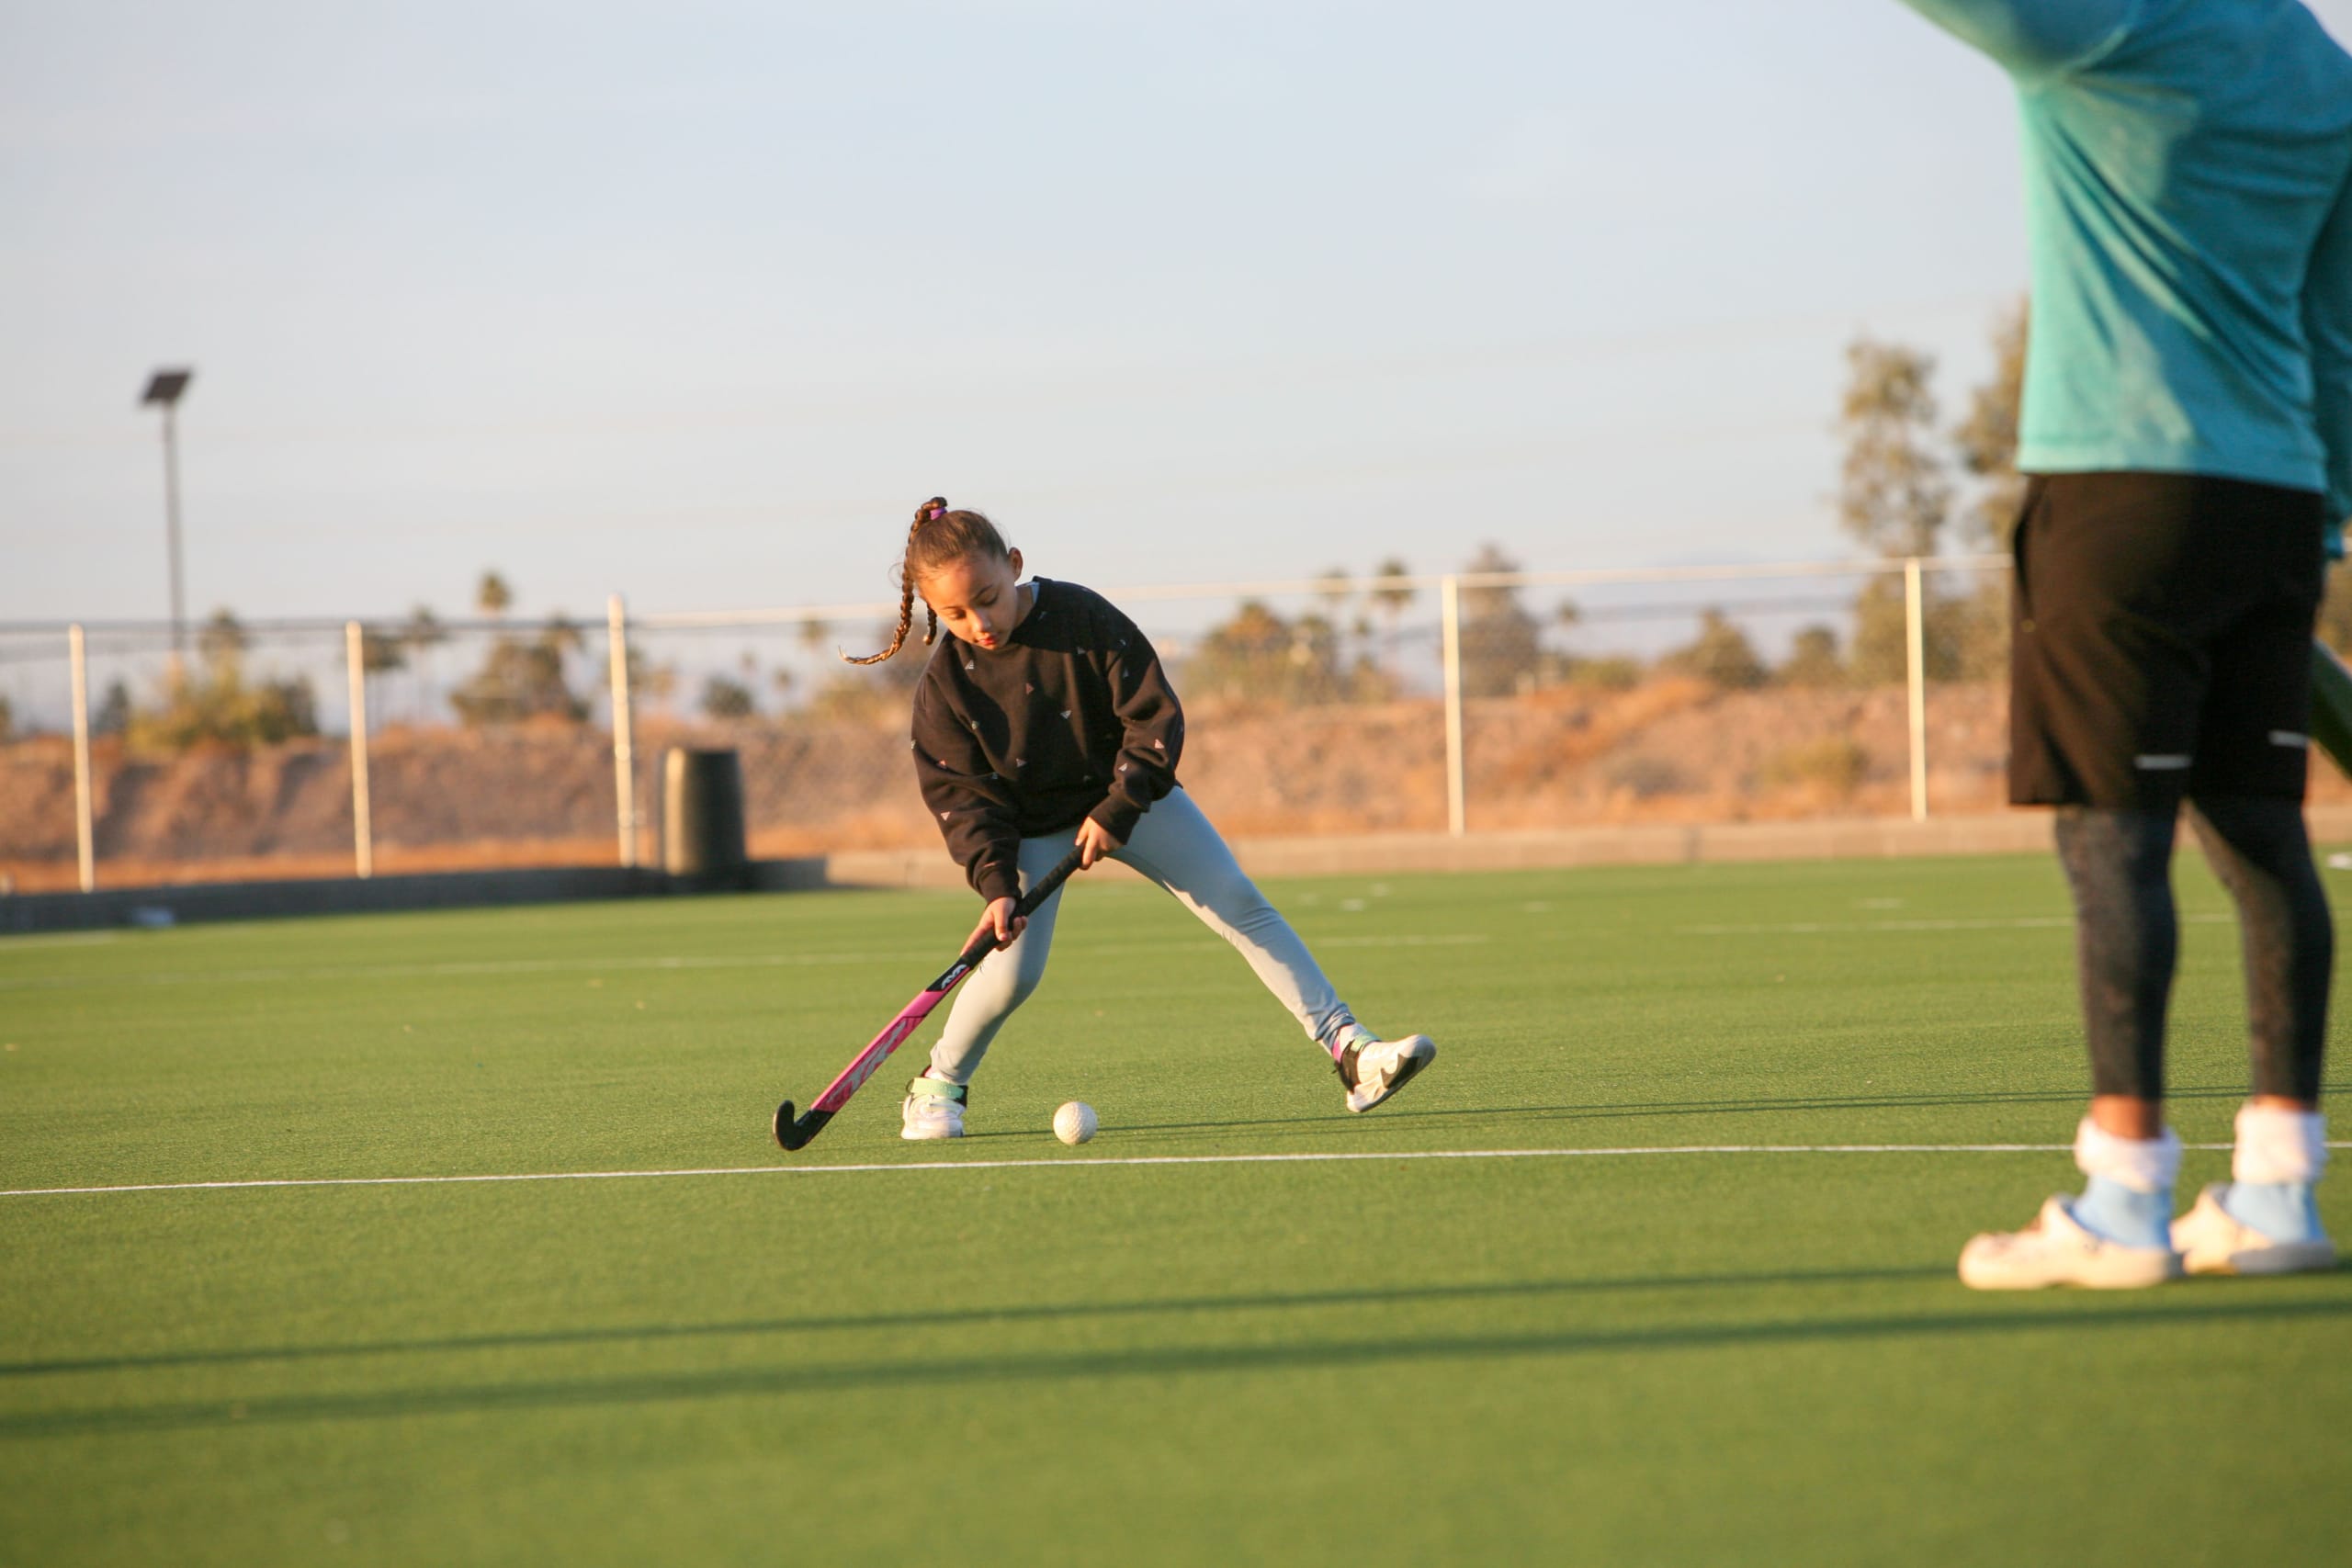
910,579,1184,902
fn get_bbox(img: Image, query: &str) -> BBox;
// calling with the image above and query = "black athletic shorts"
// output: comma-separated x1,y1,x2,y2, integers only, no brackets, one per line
2009,471,2328,810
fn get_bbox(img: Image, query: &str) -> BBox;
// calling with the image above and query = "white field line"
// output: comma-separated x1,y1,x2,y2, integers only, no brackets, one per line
0,931,120,950
0,932,1486,994
10,1141,2346,1200
1682,913,2236,936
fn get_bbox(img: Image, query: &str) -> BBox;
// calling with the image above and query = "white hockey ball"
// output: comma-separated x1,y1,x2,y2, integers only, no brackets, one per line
1053,1101,1098,1145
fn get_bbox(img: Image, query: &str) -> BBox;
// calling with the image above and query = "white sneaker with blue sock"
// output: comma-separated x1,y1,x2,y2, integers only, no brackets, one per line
2173,1106,2336,1276
1959,1119,2184,1290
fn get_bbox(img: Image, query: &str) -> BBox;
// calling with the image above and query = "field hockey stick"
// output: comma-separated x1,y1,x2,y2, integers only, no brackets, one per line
2311,639,2352,777
772,845,1088,1151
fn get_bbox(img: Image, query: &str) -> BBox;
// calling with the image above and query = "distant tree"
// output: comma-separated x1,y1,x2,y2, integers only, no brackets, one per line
1183,600,1393,706
1946,299,2030,680
1187,601,1321,704
1370,558,1416,672
1839,338,1951,558
1458,543,1543,697
92,680,132,736
1657,608,1769,690
1778,625,1847,687
476,571,514,619
541,613,585,659
359,626,407,676
1315,567,1355,663
0,694,11,742
1849,578,1917,686
198,608,249,666
400,605,448,727
1839,337,1967,684
700,673,756,720
450,608,588,726
350,625,401,742
624,642,678,711
1555,655,1645,692
401,605,447,654
132,608,320,748
1954,298,2030,548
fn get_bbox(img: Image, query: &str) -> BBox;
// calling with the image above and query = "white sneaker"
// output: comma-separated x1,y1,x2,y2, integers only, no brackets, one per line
2170,1184,2338,1277
1335,1029,1437,1114
900,1078,967,1141
1958,1196,2183,1291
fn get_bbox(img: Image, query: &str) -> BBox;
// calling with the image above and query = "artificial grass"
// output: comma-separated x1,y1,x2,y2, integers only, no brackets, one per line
3,853,2347,1565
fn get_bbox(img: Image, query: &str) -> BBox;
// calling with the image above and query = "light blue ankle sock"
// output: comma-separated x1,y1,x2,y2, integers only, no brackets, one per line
2221,1180,2325,1244
2069,1175,2174,1249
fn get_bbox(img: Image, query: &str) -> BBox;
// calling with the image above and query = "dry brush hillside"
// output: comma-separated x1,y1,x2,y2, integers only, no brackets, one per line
9,681,2335,892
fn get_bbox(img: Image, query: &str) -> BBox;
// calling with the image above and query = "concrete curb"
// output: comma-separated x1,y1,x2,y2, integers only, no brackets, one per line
11,807,2352,933
0,860,825,936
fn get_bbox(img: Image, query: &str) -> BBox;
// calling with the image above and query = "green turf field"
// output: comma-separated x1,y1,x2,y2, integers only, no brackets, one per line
4,852,2347,1565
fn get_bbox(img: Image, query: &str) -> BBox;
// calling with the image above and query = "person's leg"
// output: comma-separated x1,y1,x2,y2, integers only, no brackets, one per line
924,831,1079,1086
1962,475,2212,1288
1111,789,1437,1112
2186,797,2333,1246
2188,797,2331,1105
1111,789,1351,1049
2052,805,2183,1247
2171,488,2335,1260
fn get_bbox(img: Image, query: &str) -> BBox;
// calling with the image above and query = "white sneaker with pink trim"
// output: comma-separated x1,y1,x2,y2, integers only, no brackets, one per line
1335,1028,1437,1114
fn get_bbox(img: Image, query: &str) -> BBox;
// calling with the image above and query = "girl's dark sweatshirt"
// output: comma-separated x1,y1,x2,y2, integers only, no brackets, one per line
910,579,1184,902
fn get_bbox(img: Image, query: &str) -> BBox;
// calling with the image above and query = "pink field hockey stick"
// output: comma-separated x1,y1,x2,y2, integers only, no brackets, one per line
772,847,1087,1150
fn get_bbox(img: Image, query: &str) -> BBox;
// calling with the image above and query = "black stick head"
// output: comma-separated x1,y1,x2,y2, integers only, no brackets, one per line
773,1101,832,1151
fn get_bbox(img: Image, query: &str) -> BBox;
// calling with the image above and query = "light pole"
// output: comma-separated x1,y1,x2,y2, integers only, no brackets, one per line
140,367,194,658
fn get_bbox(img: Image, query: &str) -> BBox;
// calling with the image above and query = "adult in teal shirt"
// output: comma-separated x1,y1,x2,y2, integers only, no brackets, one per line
1895,0,2352,1290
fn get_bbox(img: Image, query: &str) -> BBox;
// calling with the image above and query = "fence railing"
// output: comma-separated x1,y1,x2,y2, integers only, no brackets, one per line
1,556,2020,894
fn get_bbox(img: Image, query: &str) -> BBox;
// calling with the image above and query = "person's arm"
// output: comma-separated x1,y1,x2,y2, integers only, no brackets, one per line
912,681,1023,905
1085,609,1183,848
2308,166,2352,550
1892,0,2135,77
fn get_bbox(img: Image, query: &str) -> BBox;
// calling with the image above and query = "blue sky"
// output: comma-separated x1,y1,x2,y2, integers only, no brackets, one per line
6,0,2349,626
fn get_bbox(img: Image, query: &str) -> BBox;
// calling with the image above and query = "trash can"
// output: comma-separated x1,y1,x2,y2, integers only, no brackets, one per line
662,747,748,889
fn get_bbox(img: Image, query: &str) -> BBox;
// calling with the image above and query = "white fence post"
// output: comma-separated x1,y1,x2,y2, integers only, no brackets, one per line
345,621,374,879
68,624,96,893
1441,575,1466,837
608,594,638,868
1905,556,1928,821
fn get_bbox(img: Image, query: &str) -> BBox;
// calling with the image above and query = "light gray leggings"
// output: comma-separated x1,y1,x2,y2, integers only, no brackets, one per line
927,788,1351,1084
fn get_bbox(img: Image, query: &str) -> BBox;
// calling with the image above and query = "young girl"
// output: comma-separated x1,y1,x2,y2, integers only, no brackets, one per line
848,496,1437,1140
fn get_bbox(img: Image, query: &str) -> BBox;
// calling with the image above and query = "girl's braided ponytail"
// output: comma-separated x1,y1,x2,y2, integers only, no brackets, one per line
842,497,950,664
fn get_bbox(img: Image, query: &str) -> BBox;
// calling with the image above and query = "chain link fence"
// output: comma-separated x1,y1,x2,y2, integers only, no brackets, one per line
7,556,2236,895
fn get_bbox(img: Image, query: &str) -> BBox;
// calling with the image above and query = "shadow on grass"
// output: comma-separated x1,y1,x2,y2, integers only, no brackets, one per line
4,1264,1951,1381
1051,1079,2352,1142
5,1291,2345,1439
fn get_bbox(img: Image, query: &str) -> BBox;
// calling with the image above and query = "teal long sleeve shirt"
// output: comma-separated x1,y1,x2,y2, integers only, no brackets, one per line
1897,0,2352,525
